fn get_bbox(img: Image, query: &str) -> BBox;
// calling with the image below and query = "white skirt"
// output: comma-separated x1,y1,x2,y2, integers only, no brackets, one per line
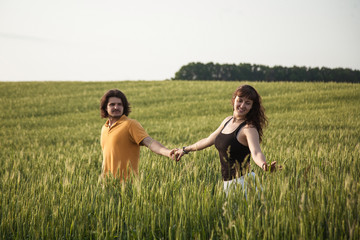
223,172,261,198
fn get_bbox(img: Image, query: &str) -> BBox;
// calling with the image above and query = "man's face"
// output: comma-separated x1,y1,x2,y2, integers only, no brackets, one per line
106,97,124,118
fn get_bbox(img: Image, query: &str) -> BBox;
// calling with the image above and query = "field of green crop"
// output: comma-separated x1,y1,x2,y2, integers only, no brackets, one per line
0,81,359,239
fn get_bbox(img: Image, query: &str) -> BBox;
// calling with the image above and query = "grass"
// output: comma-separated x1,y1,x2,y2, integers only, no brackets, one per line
0,80,359,239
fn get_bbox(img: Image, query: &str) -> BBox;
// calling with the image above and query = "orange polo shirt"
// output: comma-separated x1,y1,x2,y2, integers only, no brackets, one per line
101,115,149,180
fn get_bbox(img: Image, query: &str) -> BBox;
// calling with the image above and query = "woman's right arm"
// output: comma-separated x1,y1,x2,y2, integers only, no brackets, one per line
176,116,231,160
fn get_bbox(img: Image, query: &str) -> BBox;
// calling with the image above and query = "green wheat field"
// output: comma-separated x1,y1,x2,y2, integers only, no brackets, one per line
1,81,359,239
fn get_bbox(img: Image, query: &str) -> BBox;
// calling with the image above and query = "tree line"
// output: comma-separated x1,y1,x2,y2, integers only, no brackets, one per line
173,62,360,83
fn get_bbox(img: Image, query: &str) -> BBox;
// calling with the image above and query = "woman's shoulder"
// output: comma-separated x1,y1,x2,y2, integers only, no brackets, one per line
245,122,256,129
220,116,233,125
243,123,259,135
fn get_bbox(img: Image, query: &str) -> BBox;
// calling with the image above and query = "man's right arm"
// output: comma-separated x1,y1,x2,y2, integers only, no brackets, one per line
141,136,175,159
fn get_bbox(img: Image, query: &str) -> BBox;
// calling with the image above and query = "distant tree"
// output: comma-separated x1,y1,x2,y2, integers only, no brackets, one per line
173,62,360,83
251,64,267,81
307,67,323,81
288,66,307,81
174,62,209,80
320,67,333,82
271,66,288,81
238,63,253,80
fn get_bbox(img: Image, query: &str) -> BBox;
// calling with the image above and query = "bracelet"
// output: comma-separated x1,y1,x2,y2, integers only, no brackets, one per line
182,146,189,154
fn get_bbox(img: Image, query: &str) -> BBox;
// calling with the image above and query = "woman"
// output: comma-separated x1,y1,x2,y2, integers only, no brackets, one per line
176,85,276,194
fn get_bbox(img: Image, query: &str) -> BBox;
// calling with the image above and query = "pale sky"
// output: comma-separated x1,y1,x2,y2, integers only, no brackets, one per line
1,0,359,81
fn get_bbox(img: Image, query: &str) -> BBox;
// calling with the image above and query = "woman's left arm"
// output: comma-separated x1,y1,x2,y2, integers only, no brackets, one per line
243,127,268,171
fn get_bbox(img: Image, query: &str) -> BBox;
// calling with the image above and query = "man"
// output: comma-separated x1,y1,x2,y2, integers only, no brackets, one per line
100,89,176,181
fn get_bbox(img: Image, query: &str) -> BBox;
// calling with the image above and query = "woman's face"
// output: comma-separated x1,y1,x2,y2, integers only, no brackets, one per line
233,96,253,118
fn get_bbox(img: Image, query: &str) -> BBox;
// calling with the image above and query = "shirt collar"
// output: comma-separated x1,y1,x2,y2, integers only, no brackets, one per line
105,115,127,128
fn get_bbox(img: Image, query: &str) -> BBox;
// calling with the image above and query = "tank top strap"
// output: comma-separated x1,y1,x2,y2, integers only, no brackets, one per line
223,117,233,129
235,121,247,135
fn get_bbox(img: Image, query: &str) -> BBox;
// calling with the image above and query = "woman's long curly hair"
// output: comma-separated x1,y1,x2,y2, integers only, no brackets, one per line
231,85,268,142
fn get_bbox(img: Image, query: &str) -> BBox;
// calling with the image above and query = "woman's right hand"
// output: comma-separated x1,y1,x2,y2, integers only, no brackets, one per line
175,148,185,162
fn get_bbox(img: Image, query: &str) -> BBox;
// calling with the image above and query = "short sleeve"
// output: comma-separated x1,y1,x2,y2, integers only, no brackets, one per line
128,120,149,145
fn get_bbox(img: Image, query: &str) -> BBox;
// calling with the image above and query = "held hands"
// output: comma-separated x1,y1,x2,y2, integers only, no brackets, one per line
175,148,185,162
169,148,184,161
168,148,187,162
169,149,177,160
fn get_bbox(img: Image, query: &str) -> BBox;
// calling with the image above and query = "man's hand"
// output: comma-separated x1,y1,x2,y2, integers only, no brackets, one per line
169,148,179,160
